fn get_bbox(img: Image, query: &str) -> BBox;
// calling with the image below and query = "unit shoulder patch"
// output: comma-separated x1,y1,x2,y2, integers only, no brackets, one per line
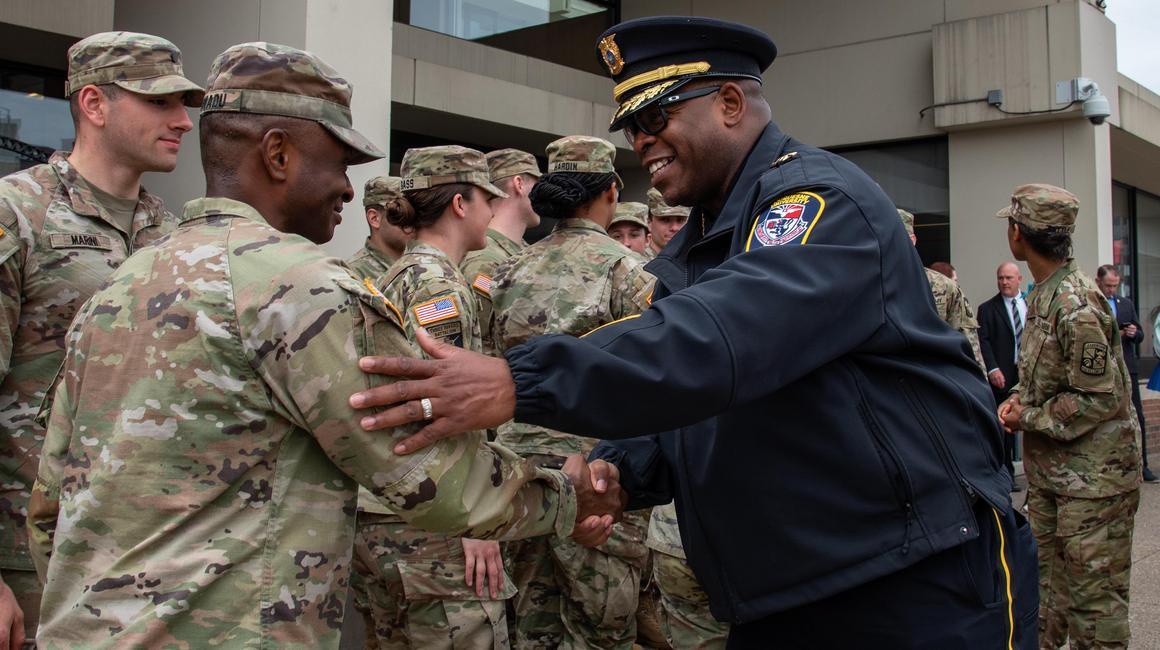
471,273,493,297
333,273,404,326
1079,341,1108,376
412,294,461,326
746,191,826,250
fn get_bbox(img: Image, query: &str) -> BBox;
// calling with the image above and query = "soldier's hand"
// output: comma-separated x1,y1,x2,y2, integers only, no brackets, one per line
988,369,1006,390
351,327,517,454
0,578,25,650
565,455,626,547
461,539,504,599
997,395,1022,433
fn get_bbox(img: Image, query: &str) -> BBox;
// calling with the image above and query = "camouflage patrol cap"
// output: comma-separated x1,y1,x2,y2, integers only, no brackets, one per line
545,136,623,188
647,187,691,219
66,31,204,107
995,183,1078,234
897,208,915,235
201,42,385,164
486,148,542,182
400,145,508,198
363,175,403,208
610,201,649,229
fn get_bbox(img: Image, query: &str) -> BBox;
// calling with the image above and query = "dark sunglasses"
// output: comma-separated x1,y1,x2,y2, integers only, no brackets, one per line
622,86,722,141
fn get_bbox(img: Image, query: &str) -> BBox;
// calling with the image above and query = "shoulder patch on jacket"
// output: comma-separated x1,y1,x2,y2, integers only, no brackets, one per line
746,191,826,250
1079,341,1108,376
334,273,404,325
412,294,461,326
471,273,493,297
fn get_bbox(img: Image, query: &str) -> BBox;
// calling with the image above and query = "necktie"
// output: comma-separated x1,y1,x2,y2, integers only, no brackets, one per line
1011,299,1023,361
1109,297,1118,320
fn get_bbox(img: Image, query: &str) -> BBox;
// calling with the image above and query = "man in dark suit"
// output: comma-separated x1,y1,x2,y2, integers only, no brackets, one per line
978,261,1026,487
1097,264,1157,482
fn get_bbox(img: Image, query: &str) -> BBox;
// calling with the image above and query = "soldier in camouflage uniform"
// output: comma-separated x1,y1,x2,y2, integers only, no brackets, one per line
607,201,650,258
0,31,203,645
460,148,541,357
995,184,1141,650
344,176,415,644
492,136,654,649
646,503,729,649
27,43,585,650
644,187,690,260
355,145,515,649
898,209,986,372
347,175,414,281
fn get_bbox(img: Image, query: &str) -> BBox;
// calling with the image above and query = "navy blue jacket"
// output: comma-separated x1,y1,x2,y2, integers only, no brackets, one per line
1107,294,1143,373
504,123,1013,624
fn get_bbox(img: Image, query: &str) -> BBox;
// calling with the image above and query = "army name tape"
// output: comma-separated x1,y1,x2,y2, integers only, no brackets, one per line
548,160,614,173
400,172,493,191
201,88,353,127
66,61,183,94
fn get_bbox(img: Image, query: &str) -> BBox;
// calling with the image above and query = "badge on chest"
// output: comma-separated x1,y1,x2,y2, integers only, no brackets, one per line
746,191,826,250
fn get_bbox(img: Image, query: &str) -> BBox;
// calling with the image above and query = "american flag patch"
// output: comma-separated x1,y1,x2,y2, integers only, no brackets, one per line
471,273,493,296
413,296,460,325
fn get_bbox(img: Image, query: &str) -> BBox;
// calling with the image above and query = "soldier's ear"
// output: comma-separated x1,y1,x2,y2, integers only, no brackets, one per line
450,192,468,219
259,128,292,182
74,86,109,130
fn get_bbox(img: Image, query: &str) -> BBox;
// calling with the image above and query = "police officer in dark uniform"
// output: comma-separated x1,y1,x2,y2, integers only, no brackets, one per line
350,16,1039,649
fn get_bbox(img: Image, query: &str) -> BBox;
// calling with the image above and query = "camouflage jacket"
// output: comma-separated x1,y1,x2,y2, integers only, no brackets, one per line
493,218,654,457
642,244,658,261
646,501,684,559
925,268,986,373
1013,259,1141,498
345,237,396,283
0,152,176,572
460,228,524,357
28,198,575,648
361,240,487,517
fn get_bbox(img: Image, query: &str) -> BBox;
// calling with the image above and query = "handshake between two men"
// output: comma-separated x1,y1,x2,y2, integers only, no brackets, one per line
348,328,629,547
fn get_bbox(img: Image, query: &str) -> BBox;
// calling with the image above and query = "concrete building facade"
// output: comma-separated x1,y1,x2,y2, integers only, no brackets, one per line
2,0,1159,381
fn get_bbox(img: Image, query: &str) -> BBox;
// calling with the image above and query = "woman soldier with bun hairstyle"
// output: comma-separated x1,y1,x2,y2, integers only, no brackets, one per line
351,145,514,649
490,136,655,649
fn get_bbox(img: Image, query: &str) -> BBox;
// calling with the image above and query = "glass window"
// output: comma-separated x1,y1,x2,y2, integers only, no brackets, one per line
0,60,72,176
831,137,950,267
1111,182,1135,303
397,0,617,74
1136,188,1160,369
408,0,610,40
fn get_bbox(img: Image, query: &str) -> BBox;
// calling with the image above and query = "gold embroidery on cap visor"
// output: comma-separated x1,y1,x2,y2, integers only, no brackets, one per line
611,80,680,126
612,62,711,100
599,34,624,75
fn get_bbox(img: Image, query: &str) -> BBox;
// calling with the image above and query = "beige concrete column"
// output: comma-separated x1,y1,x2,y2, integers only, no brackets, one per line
949,118,1113,306
302,0,393,258
114,0,392,258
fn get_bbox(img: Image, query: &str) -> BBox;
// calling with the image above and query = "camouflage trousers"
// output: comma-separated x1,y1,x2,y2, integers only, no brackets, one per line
503,510,648,649
652,551,729,649
3,569,39,649
1027,487,1139,650
350,513,514,649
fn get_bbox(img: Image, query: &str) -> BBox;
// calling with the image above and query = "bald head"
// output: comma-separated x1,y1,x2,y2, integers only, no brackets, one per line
996,262,1022,298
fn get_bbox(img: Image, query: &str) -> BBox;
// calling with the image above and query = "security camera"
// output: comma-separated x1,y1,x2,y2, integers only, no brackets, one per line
1073,78,1110,125
1082,93,1110,125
